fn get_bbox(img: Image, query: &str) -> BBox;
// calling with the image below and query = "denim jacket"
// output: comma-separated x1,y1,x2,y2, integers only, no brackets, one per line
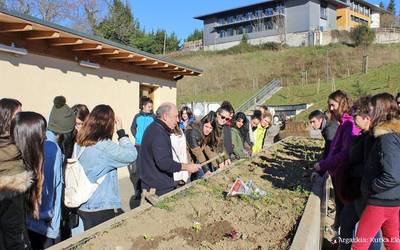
27,130,64,239
77,136,137,212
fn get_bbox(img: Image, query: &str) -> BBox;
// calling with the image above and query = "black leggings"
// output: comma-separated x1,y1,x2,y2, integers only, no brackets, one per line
28,230,60,250
78,209,123,230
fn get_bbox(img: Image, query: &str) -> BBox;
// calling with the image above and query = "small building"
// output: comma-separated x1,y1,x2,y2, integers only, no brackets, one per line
194,0,347,50
0,8,202,134
336,0,386,30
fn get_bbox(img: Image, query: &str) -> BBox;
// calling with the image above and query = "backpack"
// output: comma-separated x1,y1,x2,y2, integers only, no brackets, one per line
64,145,105,208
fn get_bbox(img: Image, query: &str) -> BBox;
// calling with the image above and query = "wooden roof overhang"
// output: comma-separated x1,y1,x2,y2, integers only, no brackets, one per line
0,8,203,80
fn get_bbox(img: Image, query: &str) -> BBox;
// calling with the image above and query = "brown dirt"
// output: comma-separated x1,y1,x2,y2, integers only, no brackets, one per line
72,137,324,250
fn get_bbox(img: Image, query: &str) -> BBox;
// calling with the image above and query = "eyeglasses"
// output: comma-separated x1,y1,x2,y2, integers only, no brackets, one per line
219,114,231,121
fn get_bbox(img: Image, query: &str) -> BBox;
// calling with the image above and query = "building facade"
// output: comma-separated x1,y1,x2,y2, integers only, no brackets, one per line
195,0,346,50
336,0,386,30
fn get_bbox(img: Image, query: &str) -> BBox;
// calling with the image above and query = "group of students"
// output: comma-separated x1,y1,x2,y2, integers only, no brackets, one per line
0,97,137,249
130,97,282,185
310,90,400,250
0,95,282,249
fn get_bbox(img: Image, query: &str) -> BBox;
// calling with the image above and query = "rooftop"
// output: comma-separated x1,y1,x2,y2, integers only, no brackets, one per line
0,8,202,78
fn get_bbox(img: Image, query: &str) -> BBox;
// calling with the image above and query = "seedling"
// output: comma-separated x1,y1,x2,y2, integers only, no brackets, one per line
143,234,154,241
192,221,202,233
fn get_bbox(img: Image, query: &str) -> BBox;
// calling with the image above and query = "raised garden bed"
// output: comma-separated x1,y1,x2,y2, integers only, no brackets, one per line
58,137,324,250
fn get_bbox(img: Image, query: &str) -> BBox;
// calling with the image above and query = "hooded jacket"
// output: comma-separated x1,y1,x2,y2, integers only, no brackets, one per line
0,139,32,249
318,113,360,177
361,119,400,206
130,111,155,145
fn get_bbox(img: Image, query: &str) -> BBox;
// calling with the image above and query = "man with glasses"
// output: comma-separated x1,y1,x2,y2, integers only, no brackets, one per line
308,110,339,159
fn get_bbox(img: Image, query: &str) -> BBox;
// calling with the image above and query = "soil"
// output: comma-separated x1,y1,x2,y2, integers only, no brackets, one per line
72,137,324,250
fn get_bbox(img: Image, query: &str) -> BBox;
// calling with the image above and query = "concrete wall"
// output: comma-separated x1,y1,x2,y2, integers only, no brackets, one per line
371,12,380,28
0,52,177,138
203,31,310,50
374,30,400,44
286,0,311,33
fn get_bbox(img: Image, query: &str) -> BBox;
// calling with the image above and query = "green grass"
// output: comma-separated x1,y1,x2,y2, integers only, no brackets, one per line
174,43,400,108
266,62,400,120
177,88,256,108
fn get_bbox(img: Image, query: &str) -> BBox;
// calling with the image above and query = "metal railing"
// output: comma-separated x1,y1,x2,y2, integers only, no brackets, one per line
236,79,282,112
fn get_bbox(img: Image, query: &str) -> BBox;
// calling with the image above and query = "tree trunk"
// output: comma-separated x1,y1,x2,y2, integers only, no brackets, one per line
363,55,368,74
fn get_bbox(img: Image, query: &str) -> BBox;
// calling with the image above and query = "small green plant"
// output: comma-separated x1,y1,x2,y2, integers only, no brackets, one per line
192,221,202,233
143,234,154,241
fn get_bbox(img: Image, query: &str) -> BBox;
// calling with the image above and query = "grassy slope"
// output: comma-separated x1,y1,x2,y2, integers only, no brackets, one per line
173,44,400,108
266,62,400,120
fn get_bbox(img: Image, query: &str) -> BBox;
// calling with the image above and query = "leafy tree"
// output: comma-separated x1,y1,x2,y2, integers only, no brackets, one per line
96,0,138,45
186,29,203,42
350,25,375,74
379,1,384,8
241,33,248,44
387,0,396,15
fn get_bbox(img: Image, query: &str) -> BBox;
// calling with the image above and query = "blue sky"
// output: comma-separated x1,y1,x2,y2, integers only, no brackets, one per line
129,0,387,41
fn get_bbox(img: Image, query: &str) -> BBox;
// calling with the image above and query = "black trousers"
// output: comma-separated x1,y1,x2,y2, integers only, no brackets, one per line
78,209,123,230
27,230,60,250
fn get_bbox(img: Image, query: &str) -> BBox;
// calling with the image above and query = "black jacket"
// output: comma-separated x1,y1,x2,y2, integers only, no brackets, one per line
137,119,182,191
340,131,375,203
321,119,339,159
361,119,400,206
0,141,32,250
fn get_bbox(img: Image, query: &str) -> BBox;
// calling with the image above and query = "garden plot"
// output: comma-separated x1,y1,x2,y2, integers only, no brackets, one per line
70,137,323,250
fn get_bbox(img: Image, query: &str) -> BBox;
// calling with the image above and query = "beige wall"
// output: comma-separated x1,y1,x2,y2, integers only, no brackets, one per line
0,52,177,139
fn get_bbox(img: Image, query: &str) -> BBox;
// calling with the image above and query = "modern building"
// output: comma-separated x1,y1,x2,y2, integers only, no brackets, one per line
0,8,202,135
336,0,386,30
195,0,347,50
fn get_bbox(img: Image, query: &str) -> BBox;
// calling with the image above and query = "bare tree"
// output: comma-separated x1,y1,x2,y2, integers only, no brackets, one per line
4,0,31,14
272,14,286,47
32,0,79,22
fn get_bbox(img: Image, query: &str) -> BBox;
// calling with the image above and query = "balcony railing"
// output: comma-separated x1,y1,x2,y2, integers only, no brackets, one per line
215,11,285,28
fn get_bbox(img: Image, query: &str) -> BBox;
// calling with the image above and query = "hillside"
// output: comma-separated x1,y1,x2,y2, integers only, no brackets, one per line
173,43,400,108
266,62,400,120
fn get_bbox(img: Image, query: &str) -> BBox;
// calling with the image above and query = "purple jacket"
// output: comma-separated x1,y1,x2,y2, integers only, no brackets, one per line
318,113,361,177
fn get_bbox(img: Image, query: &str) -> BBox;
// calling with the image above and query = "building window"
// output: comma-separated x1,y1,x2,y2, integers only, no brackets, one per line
218,18,225,25
236,14,243,21
255,9,264,17
265,20,274,30
219,30,226,38
227,28,234,36
236,26,244,35
320,6,328,19
227,16,235,23
245,12,253,20
265,7,274,16
246,25,253,33
351,15,368,25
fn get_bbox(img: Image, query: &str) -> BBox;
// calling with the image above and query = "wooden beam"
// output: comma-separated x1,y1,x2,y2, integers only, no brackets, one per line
0,22,33,33
168,69,187,74
92,48,119,56
161,66,179,71
50,38,83,46
107,53,134,60
135,61,158,66
146,64,169,69
121,57,147,63
72,44,102,51
27,31,60,40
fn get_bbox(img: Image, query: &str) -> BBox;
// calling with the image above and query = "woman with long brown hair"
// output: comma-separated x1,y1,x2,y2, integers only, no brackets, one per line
353,93,400,250
76,105,137,230
0,110,46,249
314,90,361,236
